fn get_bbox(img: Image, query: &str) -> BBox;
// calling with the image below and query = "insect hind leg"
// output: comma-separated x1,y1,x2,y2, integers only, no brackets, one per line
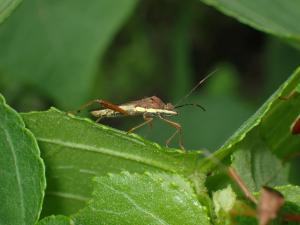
70,99,129,116
158,114,185,151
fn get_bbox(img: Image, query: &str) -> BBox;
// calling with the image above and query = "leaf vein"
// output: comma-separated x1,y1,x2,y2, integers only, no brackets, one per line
98,180,169,225
1,127,25,223
37,137,174,172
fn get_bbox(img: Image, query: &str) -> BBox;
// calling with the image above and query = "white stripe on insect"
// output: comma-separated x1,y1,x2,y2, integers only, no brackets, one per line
134,107,177,115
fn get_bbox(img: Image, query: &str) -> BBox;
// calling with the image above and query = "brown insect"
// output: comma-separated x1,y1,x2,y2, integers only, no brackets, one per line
76,96,196,150
75,72,215,151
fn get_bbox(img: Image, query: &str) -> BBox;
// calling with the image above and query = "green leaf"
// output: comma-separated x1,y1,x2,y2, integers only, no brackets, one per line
0,94,46,225
37,215,72,225
73,172,210,225
230,136,290,192
21,108,205,215
0,0,22,24
199,68,300,194
0,0,138,108
201,67,300,170
200,0,300,47
277,185,300,208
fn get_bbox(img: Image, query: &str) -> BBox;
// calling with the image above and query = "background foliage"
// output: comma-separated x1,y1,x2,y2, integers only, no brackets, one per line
1,0,300,224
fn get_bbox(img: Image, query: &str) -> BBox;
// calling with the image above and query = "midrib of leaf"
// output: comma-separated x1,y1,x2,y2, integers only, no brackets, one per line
37,136,181,173
0,125,25,223
97,180,169,225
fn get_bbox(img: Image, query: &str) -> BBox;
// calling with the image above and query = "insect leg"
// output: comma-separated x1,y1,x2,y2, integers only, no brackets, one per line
95,116,103,123
72,99,129,116
127,113,153,134
99,100,129,115
158,114,185,151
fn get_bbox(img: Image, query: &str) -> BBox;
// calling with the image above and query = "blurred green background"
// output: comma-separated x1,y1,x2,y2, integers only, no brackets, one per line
1,0,300,179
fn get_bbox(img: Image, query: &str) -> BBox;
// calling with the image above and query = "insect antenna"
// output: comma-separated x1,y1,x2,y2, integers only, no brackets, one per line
175,103,206,111
174,69,218,107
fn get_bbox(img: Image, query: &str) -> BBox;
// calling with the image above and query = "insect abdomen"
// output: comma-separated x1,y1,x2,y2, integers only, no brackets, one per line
91,109,122,118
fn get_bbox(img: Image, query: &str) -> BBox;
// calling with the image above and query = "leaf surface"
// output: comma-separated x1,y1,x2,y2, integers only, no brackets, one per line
0,94,45,225
0,0,138,108
200,0,300,47
277,185,300,208
37,215,72,225
73,172,210,225
21,109,205,215
201,68,300,191
0,0,21,24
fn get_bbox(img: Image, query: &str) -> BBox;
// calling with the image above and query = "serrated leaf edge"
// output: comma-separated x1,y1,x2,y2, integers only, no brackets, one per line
0,94,46,223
